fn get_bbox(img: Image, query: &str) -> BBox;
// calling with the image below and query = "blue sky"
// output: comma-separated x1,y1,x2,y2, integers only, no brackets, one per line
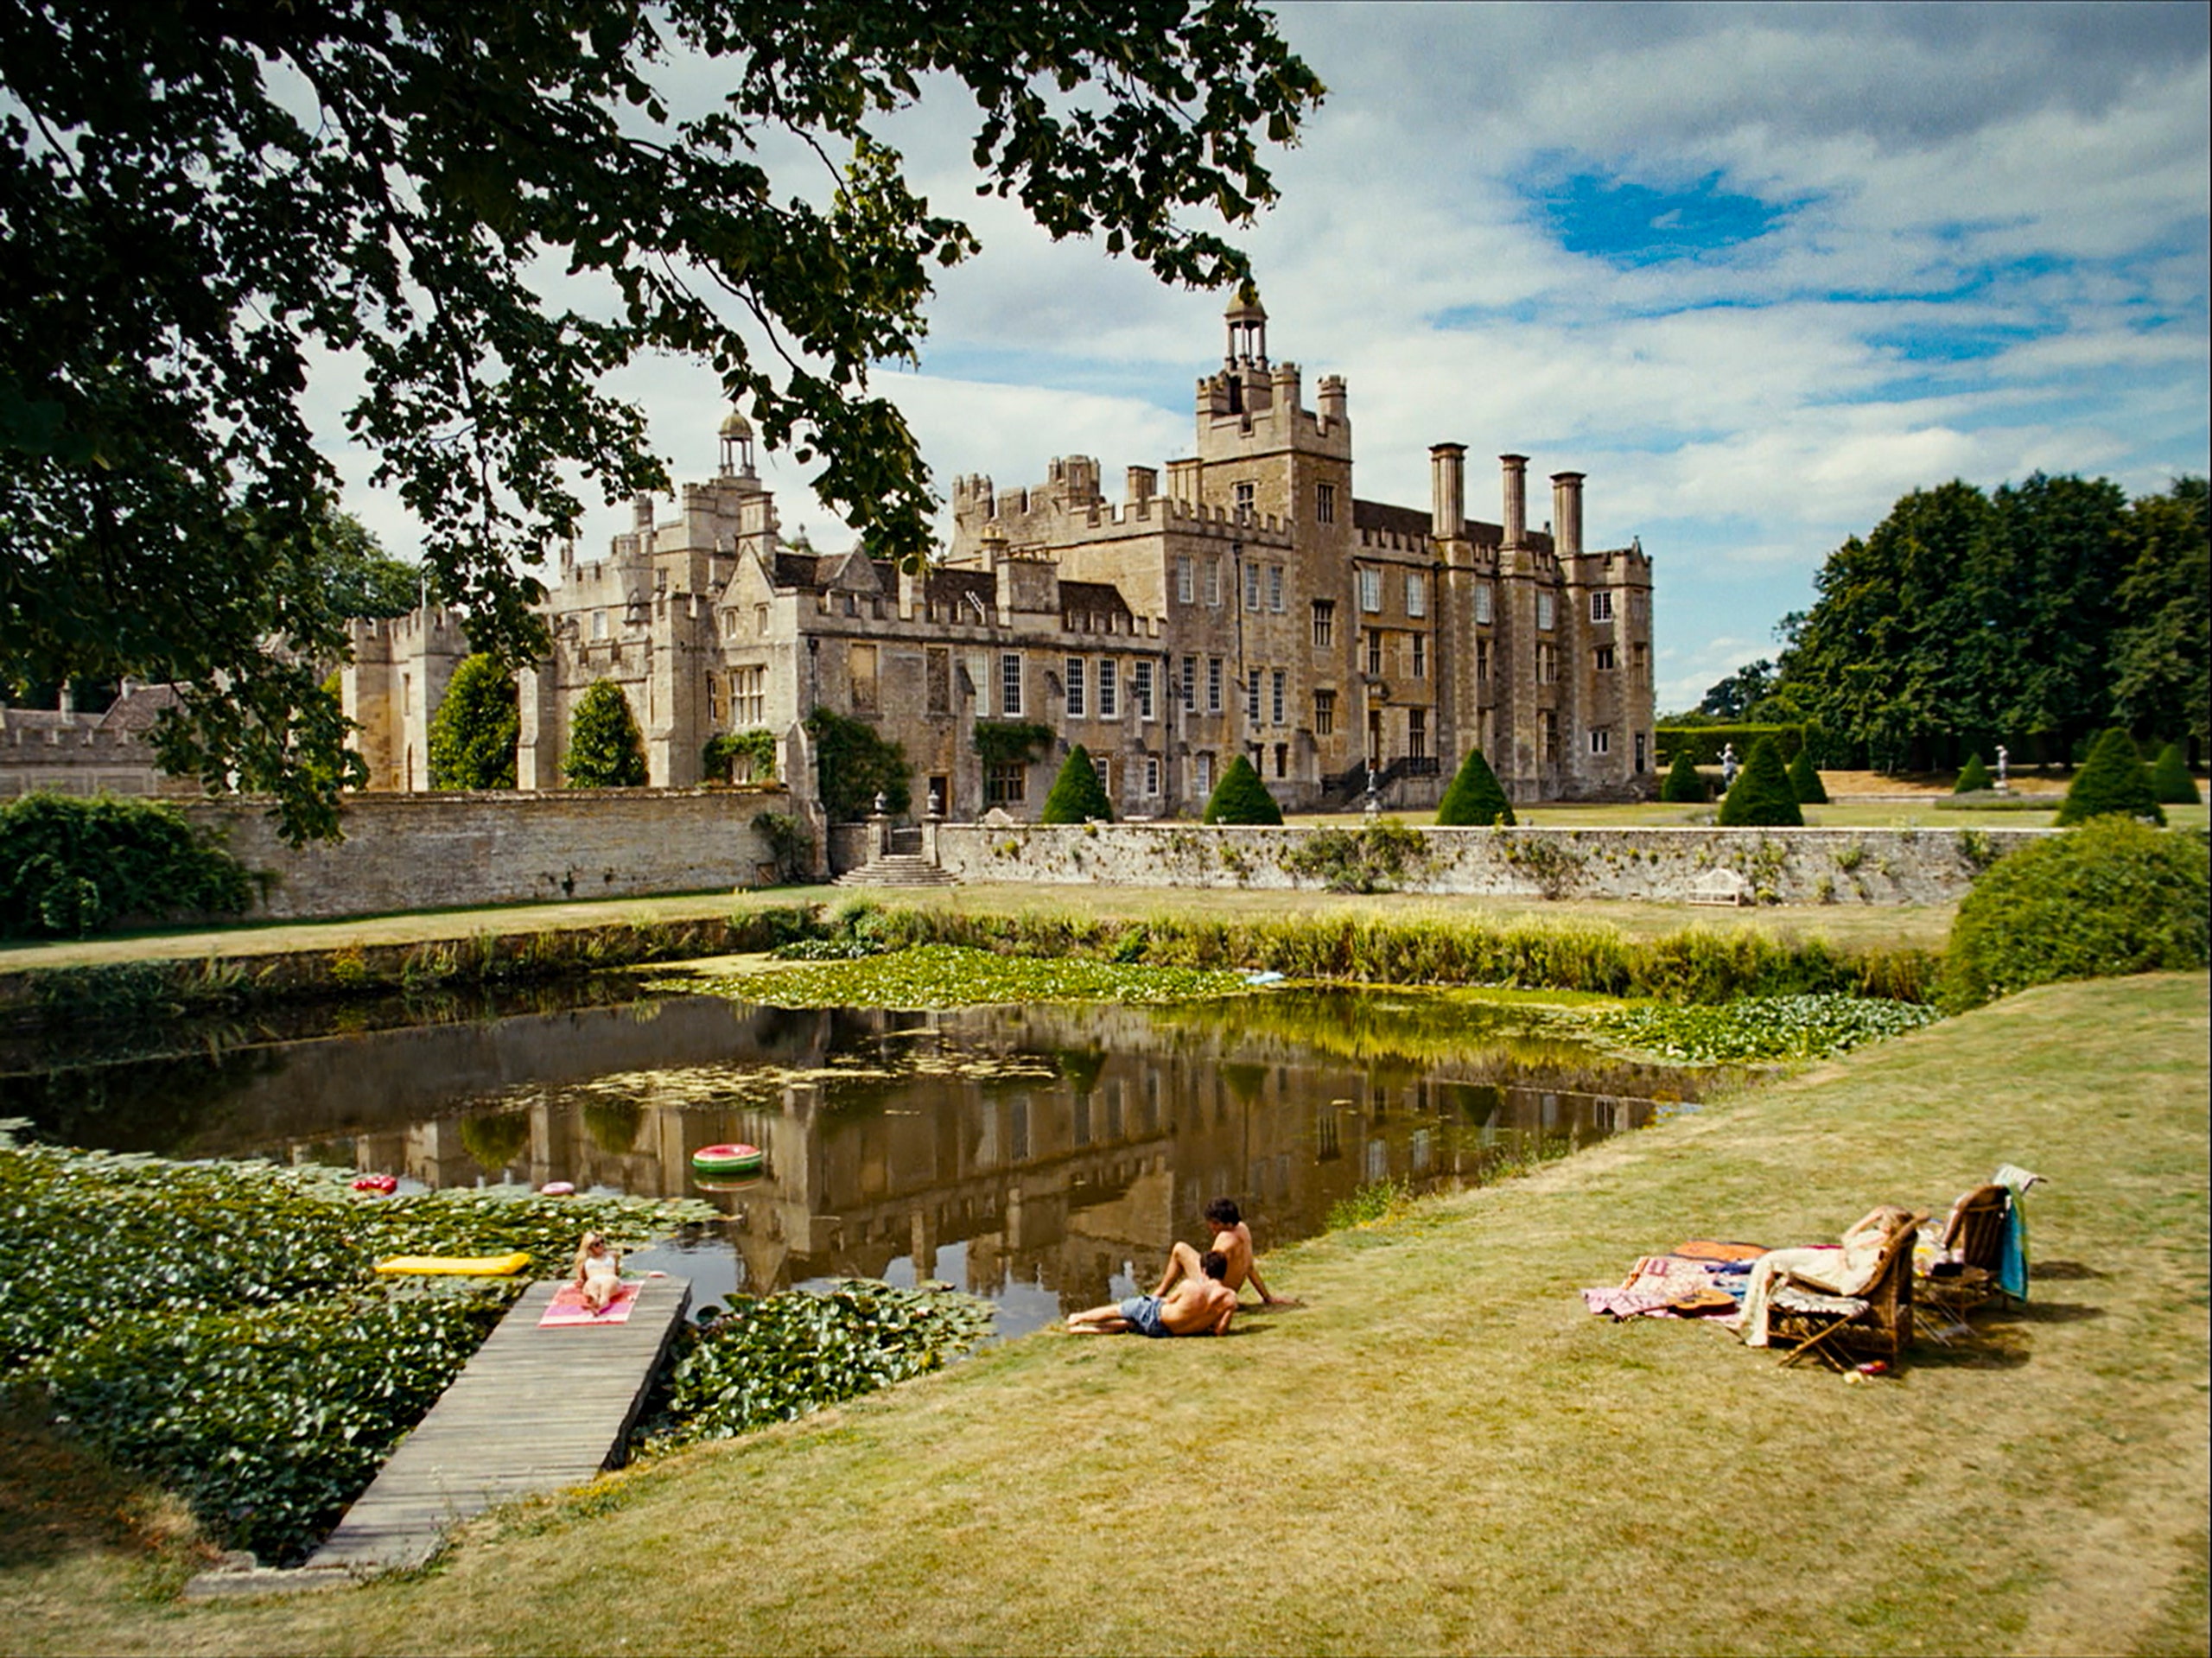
321,2,2211,714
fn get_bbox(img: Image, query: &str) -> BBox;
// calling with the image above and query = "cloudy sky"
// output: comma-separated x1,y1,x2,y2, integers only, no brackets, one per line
328,2,2211,715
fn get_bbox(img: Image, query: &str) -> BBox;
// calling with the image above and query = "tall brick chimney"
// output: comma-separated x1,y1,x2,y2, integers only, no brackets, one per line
1500,454,1529,548
1550,472,1585,557
1429,444,1466,539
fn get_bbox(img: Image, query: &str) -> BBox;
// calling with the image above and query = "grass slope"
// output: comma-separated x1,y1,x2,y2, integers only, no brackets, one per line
3,974,2205,1656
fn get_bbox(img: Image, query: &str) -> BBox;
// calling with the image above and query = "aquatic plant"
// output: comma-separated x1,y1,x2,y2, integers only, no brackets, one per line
644,1280,994,1450
0,1134,709,1563
681,943,1253,1008
1583,994,1939,1063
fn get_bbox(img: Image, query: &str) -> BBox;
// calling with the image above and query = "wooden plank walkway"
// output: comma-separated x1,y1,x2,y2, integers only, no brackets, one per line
188,1275,690,1594
309,1275,692,1573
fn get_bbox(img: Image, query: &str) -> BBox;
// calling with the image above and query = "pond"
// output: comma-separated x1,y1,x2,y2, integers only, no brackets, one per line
1,981,1714,1338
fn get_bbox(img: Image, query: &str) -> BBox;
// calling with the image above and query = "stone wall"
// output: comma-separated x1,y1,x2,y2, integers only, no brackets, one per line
189,787,796,920
934,822,2046,905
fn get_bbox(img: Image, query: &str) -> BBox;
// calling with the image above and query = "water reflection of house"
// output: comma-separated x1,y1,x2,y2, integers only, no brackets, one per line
113,994,1681,1312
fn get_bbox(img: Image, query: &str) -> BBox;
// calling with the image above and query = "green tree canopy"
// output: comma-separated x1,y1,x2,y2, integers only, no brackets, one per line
1770,473,2208,771
427,654,518,790
1040,744,1112,824
1715,735,1802,827
1,2,1322,840
1202,754,1281,825
563,679,647,788
1786,746,1828,805
1434,747,1514,826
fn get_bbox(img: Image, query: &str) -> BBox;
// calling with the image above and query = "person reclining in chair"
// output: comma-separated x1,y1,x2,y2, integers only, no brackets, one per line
1734,1204,1922,1347
1067,1249,1239,1338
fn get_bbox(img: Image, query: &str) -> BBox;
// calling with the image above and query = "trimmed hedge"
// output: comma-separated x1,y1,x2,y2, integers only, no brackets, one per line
427,654,518,790
1202,755,1282,825
1788,747,1829,804
1939,816,2209,1009
1659,749,1710,804
1716,735,1803,827
2150,742,2202,806
562,678,647,788
1656,723,1806,765
2056,728,2163,827
1955,753,1993,794
1435,747,1515,826
1040,745,1113,823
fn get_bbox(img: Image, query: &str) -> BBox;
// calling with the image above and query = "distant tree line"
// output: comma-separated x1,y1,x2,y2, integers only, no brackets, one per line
1676,474,2208,772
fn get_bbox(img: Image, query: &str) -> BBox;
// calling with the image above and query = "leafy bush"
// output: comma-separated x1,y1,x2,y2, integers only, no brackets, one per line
0,1137,709,1563
2056,727,2163,826
1716,735,1803,827
1658,749,1710,804
1202,754,1282,825
427,654,518,789
644,1281,992,1450
1954,753,1993,794
562,678,648,788
1040,744,1112,823
2150,742,2201,805
751,810,813,883
1939,816,2209,1009
1435,747,1515,826
0,793,253,939
1787,747,1829,804
703,727,778,784
1587,994,1938,1062
1282,821,1433,892
804,707,909,821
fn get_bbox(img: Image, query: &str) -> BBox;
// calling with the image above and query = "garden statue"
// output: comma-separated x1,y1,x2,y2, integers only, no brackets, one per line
1719,743,1739,788
1994,745,2009,791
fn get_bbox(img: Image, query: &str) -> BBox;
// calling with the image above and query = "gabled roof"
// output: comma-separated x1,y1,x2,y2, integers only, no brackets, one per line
1058,580,1132,618
1352,499,1554,554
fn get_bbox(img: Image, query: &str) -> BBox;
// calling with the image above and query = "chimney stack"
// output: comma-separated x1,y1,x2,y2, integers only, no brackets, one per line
1550,472,1585,558
1429,443,1466,539
1126,465,1157,508
1500,454,1529,548
1318,374,1348,427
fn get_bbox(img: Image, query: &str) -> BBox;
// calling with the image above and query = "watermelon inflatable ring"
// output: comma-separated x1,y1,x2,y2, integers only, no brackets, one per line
690,1142,765,1177
352,1173,398,1194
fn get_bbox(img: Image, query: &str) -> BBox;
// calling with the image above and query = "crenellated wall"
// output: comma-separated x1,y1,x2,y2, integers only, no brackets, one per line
186,787,797,920
932,823,2047,905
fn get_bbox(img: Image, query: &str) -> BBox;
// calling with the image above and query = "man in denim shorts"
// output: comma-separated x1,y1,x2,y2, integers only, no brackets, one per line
1065,1249,1238,1337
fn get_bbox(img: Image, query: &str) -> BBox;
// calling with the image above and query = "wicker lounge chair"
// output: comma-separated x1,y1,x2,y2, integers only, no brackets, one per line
1919,1183,2012,1324
1769,1226,1916,1370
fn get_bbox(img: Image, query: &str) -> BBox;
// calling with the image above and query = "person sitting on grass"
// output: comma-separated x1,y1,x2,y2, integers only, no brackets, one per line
572,1231,624,1312
1154,1197,1297,1307
1068,1249,1239,1338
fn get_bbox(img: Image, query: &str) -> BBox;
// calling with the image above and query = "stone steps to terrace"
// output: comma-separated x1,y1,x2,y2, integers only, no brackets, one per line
835,853,958,888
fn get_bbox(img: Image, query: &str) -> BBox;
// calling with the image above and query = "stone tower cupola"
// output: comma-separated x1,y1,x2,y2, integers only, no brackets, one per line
1224,283,1268,367
718,409,756,479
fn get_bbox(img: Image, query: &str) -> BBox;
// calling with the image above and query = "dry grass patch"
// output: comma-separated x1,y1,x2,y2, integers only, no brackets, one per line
6,973,2203,1655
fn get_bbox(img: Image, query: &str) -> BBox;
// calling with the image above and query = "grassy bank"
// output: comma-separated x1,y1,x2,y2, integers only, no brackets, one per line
4,971,2203,1656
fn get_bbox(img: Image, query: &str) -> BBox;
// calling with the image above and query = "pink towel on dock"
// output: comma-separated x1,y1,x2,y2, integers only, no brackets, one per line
539,1282,639,1327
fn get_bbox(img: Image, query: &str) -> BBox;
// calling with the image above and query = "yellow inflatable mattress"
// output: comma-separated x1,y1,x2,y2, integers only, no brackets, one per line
374,1252,532,1276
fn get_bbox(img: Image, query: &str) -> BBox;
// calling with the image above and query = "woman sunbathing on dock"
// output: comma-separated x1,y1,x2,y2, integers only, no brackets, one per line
572,1232,624,1312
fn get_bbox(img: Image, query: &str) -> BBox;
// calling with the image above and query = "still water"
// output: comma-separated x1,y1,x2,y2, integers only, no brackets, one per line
3,984,1707,1338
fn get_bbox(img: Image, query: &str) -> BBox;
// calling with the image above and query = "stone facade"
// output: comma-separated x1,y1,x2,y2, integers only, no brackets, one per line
0,682,197,800
350,296,1656,817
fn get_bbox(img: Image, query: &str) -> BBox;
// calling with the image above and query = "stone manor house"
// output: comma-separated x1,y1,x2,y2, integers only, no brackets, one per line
345,295,1656,818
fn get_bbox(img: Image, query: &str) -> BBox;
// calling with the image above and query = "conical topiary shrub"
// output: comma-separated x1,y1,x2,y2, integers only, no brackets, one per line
1659,747,1709,804
2057,728,2164,826
1955,753,1993,794
1787,746,1829,805
1434,747,1515,826
428,653,518,789
1202,754,1282,825
562,678,647,787
2150,742,2202,806
1716,734,1803,827
1039,744,1113,823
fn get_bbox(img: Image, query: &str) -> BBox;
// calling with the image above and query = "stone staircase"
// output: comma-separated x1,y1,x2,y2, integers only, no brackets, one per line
834,852,958,888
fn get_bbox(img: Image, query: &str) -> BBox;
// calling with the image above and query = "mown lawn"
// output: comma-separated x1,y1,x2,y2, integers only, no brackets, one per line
3,972,2204,1656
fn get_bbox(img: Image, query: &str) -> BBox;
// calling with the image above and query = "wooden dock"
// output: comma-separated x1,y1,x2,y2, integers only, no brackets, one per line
190,1275,690,1593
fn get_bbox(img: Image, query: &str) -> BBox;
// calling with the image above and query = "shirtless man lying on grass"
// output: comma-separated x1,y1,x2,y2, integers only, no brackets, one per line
1154,1197,1297,1307
1067,1250,1239,1338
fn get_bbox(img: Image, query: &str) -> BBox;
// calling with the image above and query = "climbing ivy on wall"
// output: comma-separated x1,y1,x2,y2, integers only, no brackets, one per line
703,727,779,784
973,721,1054,771
805,708,910,821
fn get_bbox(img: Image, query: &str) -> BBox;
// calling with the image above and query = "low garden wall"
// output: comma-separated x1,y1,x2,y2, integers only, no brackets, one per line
934,822,2050,905
189,787,797,920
